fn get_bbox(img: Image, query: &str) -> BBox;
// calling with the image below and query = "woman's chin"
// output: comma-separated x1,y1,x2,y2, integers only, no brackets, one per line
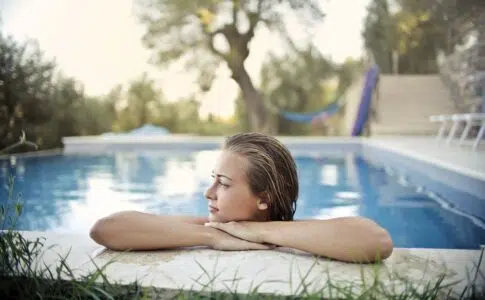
208,213,224,223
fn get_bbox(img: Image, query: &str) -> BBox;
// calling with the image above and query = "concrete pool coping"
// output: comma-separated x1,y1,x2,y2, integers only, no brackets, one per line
17,230,484,297
4,136,485,296
362,137,485,182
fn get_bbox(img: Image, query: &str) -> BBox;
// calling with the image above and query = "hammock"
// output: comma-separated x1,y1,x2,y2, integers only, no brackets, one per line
278,97,343,124
267,64,380,130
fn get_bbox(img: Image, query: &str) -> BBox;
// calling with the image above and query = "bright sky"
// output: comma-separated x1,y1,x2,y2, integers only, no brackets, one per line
0,0,369,118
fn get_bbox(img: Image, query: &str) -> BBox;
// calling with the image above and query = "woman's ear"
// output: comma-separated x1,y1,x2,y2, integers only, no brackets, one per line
257,192,270,211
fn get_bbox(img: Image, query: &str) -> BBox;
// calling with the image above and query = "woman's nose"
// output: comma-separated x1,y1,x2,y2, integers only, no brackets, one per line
204,184,216,200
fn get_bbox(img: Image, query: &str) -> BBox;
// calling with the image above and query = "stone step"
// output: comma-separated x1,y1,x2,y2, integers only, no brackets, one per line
378,101,456,108
378,109,457,116
373,74,462,135
377,113,455,124
379,76,452,100
380,92,452,101
371,123,440,136
378,109,456,118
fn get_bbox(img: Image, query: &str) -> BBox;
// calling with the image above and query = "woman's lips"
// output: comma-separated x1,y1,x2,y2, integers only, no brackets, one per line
209,206,219,213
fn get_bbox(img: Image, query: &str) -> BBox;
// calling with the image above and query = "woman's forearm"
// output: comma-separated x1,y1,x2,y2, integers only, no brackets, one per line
90,211,213,250
257,217,393,263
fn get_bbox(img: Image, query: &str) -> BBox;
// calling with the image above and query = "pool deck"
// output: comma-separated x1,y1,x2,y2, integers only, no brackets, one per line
364,136,485,181
19,230,484,297
7,136,485,296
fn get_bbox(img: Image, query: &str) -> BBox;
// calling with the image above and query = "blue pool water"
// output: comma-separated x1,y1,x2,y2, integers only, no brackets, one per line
1,151,484,249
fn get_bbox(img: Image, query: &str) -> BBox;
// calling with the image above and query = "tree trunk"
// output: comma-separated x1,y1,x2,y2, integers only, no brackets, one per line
231,66,270,133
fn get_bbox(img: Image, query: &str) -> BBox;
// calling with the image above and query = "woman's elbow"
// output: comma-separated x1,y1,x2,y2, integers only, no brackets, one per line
359,217,394,261
369,225,393,261
377,229,394,260
90,217,123,250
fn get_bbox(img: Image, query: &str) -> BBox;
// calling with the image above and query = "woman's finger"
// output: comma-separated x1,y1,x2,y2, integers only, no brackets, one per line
241,240,272,250
205,222,222,228
205,222,230,233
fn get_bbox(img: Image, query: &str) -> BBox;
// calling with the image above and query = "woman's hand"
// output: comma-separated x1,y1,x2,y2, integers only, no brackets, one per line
209,227,271,251
206,218,394,263
205,221,266,244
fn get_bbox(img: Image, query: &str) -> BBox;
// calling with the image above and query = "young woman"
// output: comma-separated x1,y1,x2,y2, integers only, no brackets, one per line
90,133,393,263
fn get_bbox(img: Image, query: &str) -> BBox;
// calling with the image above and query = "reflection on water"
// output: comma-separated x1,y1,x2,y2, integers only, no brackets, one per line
1,150,484,249
313,205,360,220
320,164,338,186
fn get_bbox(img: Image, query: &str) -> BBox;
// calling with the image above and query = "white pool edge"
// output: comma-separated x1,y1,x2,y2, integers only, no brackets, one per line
362,139,485,182
14,230,484,297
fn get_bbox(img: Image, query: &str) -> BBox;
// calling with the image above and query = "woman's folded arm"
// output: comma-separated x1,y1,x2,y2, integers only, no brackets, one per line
89,211,212,250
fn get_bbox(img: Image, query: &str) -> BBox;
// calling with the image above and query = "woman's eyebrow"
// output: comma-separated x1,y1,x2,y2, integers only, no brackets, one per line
211,171,233,181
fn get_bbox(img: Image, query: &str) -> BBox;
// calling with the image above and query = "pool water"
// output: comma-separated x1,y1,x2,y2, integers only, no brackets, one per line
1,151,484,249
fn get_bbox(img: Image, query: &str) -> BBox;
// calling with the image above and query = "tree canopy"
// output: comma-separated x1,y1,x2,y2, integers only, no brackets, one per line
0,34,55,150
363,0,484,74
136,0,325,132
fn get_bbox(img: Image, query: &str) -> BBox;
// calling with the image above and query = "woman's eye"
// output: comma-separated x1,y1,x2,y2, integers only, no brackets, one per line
219,181,229,188
210,175,228,188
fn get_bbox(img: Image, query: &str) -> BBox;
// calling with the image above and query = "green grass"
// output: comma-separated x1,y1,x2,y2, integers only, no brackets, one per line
174,249,484,300
1,146,484,299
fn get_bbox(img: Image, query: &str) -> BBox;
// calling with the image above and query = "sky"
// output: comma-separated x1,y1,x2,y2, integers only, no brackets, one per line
0,0,370,118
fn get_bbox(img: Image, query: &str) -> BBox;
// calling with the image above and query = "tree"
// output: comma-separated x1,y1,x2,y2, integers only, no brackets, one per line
391,0,482,73
335,58,363,96
136,0,325,132
0,33,56,150
104,85,123,123
114,73,163,132
363,0,485,74
362,0,394,74
0,28,120,151
259,44,335,134
158,97,201,133
76,96,116,136
38,74,86,148
127,73,160,127
393,7,447,73
395,0,484,50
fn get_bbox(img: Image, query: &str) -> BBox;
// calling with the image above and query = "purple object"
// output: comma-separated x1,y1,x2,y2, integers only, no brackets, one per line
351,65,380,136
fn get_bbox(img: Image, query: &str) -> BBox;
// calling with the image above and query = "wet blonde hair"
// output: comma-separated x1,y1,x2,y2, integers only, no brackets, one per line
223,132,298,221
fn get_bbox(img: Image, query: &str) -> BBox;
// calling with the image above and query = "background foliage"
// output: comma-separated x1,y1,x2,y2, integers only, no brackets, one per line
1,0,482,152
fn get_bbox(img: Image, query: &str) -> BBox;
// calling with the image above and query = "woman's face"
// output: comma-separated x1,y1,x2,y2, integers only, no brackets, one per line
204,150,267,222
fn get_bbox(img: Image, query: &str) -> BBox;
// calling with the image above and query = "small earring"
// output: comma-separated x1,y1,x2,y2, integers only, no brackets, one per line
258,202,268,210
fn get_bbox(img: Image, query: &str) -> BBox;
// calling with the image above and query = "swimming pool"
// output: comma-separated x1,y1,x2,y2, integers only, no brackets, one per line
1,147,484,250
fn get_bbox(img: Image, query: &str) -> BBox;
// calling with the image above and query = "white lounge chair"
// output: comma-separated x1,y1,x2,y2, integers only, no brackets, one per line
429,113,485,151
429,114,452,141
